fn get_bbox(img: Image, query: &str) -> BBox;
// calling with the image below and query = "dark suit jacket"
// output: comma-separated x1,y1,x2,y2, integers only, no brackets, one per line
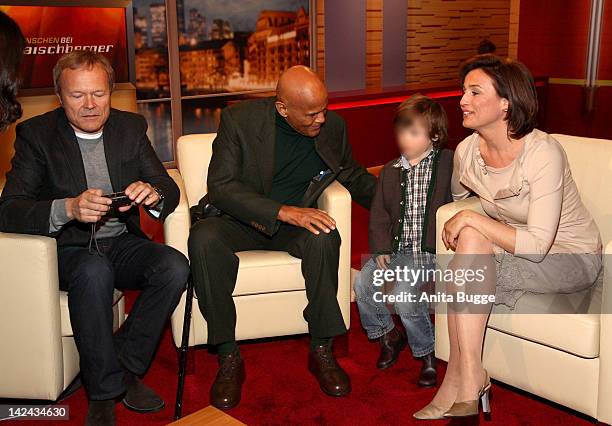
0,107,179,247
205,97,377,236
369,149,454,255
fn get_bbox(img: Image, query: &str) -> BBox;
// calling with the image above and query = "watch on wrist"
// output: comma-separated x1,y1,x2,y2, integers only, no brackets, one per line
152,186,165,204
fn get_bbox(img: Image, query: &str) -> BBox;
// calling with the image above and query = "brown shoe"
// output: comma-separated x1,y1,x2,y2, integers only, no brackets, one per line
417,352,437,387
376,327,407,370
210,351,245,410
308,343,351,397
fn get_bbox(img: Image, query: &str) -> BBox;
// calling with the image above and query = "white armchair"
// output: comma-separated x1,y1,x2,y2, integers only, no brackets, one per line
434,134,612,423
163,133,353,418
0,231,125,401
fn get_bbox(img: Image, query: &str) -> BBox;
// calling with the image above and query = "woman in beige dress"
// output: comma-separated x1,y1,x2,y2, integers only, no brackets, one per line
414,55,602,420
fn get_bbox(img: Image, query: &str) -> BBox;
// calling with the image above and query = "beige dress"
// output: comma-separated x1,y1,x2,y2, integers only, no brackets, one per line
452,129,603,308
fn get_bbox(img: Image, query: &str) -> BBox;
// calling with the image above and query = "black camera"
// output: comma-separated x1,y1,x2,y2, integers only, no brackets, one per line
102,192,132,209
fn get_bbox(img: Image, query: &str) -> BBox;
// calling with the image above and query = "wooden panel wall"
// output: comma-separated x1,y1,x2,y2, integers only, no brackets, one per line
508,0,520,58
366,0,383,88
318,0,516,87
405,0,511,84
316,0,325,80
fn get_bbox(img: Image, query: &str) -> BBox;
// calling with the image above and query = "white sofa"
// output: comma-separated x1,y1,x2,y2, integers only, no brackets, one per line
435,134,612,423
164,133,353,347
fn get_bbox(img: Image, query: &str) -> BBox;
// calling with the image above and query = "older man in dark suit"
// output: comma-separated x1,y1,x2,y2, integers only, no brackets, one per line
188,66,377,409
0,51,189,426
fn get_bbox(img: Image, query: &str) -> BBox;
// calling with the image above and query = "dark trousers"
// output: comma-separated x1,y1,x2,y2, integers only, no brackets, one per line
188,215,347,345
57,232,189,400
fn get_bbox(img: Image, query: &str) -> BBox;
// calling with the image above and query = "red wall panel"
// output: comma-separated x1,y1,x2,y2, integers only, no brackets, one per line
545,85,612,138
518,0,612,139
517,0,589,79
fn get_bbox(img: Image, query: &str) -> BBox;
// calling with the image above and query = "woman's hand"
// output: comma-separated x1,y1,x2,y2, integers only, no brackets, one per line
442,210,473,251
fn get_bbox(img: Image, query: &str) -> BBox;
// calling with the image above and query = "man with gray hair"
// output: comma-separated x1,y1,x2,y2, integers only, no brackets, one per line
0,51,189,426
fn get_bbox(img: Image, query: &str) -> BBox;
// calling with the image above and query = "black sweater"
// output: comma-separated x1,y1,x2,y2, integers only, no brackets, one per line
269,112,327,206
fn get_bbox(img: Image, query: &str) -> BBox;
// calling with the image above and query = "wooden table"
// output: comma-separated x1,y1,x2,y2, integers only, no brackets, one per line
169,406,246,425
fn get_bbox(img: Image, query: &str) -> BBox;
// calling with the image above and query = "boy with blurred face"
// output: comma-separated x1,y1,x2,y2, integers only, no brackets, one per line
354,94,454,387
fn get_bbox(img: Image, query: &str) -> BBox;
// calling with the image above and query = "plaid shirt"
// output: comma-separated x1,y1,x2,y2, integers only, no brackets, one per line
394,148,437,267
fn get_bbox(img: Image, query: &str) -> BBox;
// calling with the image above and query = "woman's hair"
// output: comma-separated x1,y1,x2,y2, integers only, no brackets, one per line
460,54,538,139
0,11,26,132
394,94,448,148
53,50,115,95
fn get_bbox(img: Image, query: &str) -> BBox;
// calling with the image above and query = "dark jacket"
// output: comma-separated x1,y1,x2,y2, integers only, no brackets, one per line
369,149,454,255
0,107,179,246
202,97,377,236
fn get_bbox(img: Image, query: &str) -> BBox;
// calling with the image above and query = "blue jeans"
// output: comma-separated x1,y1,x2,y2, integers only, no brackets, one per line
354,253,435,357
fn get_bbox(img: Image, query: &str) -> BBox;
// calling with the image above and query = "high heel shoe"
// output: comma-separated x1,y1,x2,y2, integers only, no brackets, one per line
413,401,452,420
443,369,491,418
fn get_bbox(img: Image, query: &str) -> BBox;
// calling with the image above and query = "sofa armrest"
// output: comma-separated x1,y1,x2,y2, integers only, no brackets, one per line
164,169,191,260
597,240,612,424
0,232,64,399
317,181,352,328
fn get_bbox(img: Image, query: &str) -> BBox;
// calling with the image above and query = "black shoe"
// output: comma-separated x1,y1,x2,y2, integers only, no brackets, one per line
417,352,437,387
85,400,115,426
308,343,351,397
121,372,165,413
376,327,407,370
210,351,246,410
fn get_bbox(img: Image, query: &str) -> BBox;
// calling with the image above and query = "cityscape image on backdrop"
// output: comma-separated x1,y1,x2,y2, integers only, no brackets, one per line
134,0,310,98
132,0,311,162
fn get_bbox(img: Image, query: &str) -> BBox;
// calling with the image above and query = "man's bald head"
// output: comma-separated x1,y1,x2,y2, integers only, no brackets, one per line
276,65,327,105
275,65,328,137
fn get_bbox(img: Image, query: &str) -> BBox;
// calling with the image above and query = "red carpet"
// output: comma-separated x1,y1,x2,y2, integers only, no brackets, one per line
14,303,595,426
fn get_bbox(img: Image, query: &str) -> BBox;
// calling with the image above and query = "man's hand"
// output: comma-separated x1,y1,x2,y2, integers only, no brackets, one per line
65,189,111,223
277,205,336,235
121,181,160,212
375,254,391,270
